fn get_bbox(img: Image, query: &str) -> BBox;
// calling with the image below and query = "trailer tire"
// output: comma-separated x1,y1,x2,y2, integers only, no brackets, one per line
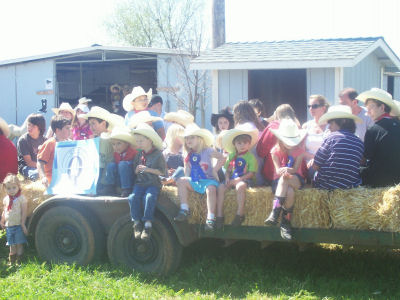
35,206,104,265
107,214,182,275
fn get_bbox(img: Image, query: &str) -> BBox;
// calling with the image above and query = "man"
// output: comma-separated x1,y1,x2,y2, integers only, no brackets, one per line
148,94,167,136
339,88,374,141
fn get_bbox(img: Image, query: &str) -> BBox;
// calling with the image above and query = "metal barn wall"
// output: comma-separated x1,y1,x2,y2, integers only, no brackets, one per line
157,55,212,129
343,53,381,93
306,68,335,104
0,60,55,126
394,77,400,99
218,70,248,110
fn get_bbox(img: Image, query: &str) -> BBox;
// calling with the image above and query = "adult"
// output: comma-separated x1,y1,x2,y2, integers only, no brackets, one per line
17,114,46,180
339,88,374,141
148,94,164,117
249,98,268,128
0,118,18,182
257,104,299,183
302,95,330,178
312,105,364,190
356,88,400,187
123,86,165,140
211,107,234,135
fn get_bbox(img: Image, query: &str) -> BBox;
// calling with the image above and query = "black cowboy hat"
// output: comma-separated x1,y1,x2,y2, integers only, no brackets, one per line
211,107,234,128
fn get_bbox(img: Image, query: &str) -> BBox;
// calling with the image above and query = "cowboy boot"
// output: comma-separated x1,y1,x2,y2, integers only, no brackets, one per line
280,208,293,241
265,197,285,225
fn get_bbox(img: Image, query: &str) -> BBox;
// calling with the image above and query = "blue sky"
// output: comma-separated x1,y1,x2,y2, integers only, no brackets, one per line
0,0,399,60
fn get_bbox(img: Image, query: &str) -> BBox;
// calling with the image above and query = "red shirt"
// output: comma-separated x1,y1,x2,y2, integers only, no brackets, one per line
0,135,18,182
256,121,279,181
113,147,138,164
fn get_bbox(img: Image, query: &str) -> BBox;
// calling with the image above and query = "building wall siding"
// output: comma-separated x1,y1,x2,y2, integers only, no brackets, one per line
394,77,400,99
218,70,248,110
0,65,17,124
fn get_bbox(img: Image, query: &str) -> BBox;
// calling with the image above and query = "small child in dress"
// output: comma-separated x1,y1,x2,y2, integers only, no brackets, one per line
216,124,258,228
0,174,28,265
72,103,93,140
264,119,307,240
162,123,185,185
105,127,138,197
174,124,225,231
129,123,166,241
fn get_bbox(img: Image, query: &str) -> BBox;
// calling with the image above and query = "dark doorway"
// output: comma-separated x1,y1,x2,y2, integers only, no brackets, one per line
248,69,307,123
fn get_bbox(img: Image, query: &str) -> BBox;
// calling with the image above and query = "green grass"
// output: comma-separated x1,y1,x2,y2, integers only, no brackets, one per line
0,231,399,299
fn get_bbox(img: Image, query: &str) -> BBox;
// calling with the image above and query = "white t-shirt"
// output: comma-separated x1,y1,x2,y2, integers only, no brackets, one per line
355,107,374,142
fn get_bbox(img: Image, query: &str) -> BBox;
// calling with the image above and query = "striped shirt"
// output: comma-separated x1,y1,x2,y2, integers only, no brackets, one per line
314,130,364,190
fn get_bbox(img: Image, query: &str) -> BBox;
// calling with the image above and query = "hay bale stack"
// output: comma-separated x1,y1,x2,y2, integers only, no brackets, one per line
376,185,400,232
292,189,330,229
0,180,50,218
328,187,387,231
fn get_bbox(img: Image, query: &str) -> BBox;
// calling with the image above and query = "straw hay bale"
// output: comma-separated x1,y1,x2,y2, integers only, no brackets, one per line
0,180,50,218
376,185,400,232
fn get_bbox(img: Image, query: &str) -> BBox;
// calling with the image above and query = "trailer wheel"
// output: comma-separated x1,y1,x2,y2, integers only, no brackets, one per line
107,214,182,275
35,206,104,265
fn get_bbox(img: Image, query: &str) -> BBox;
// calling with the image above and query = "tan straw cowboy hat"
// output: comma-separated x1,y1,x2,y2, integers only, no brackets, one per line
164,110,194,127
110,126,135,146
132,123,163,150
221,123,259,153
52,102,75,116
318,105,362,125
270,118,307,147
128,111,163,129
122,86,152,112
356,88,400,116
183,124,214,147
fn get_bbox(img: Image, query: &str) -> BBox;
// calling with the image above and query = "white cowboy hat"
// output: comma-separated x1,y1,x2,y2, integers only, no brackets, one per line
122,86,152,112
132,123,163,150
81,106,113,126
164,110,194,127
128,111,163,129
52,102,75,116
394,100,400,117
270,118,307,147
183,124,214,147
74,103,90,114
221,123,259,153
318,105,363,125
356,88,400,116
110,126,135,146
0,117,9,138
78,97,92,105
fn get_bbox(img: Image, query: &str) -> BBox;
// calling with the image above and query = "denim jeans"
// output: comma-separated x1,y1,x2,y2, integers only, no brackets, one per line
21,166,39,181
128,185,161,222
105,161,134,189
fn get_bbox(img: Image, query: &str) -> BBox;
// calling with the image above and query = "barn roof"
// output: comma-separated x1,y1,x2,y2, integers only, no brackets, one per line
191,37,400,70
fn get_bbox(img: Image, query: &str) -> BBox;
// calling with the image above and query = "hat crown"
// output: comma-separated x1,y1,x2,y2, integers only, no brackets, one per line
131,86,147,96
278,118,301,138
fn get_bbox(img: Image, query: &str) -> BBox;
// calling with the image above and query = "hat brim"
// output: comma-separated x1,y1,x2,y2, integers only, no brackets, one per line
270,128,307,147
0,117,9,138
211,113,234,128
52,108,75,116
318,111,363,125
129,114,163,129
356,90,400,116
110,133,135,146
132,127,163,150
183,128,214,147
164,111,194,127
122,89,152,112
221,128,258,153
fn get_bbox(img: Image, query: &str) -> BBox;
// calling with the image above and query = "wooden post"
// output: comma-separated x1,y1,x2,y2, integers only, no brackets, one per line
212,0,225,49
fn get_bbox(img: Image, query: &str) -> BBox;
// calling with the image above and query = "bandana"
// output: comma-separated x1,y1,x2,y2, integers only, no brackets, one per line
228,151,248,172
7,190,21,211
375,113,393,122
140,147,156,165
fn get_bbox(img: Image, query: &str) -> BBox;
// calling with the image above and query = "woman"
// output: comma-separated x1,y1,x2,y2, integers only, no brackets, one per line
302,95,330,179
17,114,46,180
0,117,18,182
312,105,364,190
211,107,234,134
356,88,400,187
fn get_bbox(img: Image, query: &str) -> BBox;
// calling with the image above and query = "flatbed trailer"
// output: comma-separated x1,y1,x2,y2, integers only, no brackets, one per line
28,194,400,275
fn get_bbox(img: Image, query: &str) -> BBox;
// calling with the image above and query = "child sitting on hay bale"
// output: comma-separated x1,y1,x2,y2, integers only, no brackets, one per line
264,118,307,240
216,123,258,228
129,123,165,241
1,174,28,265
312,105,364,190
174,124,225,231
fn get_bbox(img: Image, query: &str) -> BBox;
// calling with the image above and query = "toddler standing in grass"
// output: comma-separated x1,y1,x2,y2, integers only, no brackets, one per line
0,174,28,265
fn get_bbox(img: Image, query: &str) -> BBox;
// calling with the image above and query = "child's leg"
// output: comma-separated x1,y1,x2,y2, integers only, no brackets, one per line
216,183,227,217
176,177,193,207
118,161,134,190
9,244,17,255
142,186,161,225
105,162,117,185
235,181,247,216
205,185,217,219
128,185,146,222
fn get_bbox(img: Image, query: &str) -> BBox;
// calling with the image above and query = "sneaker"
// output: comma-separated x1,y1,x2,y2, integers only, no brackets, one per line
264,207,282,226
174,209,190,222
204,219,216,232
215,216,224,230
231,215,245,227
141,227,152,241
120,188,131,197
280,217,293,241
133,222,143,239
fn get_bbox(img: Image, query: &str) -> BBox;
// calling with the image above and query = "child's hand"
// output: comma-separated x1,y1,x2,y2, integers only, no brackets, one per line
0,222,5,230
136,165,147,174
229,177,241,187
168,168,175,177
41,177,49,187
22,224,28,235
277,167,288,176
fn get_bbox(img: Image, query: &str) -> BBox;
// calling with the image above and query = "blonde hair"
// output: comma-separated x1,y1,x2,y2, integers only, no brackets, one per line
2,173,21,188
309,94,330,112
268,104,300,126
165,123,184,150
183,135,207,158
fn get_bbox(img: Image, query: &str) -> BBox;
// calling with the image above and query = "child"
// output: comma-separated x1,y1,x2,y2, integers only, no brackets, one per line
0,174,28,265
46,102,75,139
162,123,185,185
37,115,71,187
264,118,307,240
129,123,166,241
123,86,165,140
72,103,93,140
174,124,225,231
216,124,258,227
105,126,138,197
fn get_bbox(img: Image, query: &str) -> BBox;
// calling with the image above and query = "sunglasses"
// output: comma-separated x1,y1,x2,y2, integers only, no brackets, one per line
307,104,324,109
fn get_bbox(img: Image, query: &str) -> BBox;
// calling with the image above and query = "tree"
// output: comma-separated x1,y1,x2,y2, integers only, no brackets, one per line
105,0,209,125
